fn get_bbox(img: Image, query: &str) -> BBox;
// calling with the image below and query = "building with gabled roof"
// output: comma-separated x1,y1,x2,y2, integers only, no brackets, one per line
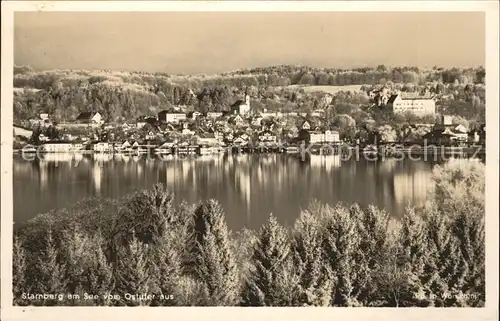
75,111,103,124
387,93,436,116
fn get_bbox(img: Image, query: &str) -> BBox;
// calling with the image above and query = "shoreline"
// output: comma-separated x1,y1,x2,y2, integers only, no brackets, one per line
13,145,486,158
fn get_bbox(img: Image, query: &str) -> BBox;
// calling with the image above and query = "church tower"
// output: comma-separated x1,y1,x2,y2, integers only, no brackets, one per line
244,87,250,106
245,93,250,106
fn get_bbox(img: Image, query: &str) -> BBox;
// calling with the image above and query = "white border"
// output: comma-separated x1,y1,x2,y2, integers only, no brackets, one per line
1,2,499,321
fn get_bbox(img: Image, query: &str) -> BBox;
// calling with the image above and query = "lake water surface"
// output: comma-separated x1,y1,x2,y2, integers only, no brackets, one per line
13,153,448,231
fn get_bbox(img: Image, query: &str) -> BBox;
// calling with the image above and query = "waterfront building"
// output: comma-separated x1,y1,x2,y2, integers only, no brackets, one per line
40,142,82,152
258,130,277,144
309,130,340,144
93,142,112,153
197,133,219,146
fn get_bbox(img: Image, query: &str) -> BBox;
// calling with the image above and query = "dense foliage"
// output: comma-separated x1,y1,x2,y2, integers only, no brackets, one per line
13,159,485,307
13,65,485,131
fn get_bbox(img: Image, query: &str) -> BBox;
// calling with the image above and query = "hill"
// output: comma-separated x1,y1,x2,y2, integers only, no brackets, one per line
12,64,485,125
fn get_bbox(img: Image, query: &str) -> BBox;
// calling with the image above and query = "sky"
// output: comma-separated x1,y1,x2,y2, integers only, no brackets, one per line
14,11,485,75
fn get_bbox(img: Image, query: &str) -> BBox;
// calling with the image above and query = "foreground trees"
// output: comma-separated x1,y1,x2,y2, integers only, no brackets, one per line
13,160,485,307
192,200,240,306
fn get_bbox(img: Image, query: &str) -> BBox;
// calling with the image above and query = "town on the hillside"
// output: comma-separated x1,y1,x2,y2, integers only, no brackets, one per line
14,83,486,157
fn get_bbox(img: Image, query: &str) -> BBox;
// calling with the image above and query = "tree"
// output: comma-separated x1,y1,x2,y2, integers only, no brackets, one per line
243,214,297,306
373,229,411,307
192,200,240,306
450,115,469,131
349,205,391,305
114,236,152,306
59,229,90,304
331,114,356,140
83,231,114,306
321,205,361,306
316,72,330,85
422,206,465,307
429,160,485,306
31,230,68,306
13,236,28,306
392,70,404,83
395,207,436,307
431,159,485,215
113,184,175,246
291,211,334,306
150,230,182,306
377,125,397,143
475,67,485,84
450,208,485,306
376,65,387,73
299,73,316,85
402,71,419,84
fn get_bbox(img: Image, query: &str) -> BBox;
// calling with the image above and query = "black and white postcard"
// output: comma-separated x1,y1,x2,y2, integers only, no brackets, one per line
1,1,498,321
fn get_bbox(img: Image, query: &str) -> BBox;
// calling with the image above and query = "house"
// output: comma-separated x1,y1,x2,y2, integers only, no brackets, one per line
181,122,195,135
197,133,219,146
76,111,104,125
38,133,50,142
231,93,251,115
213,131,225,143
300,120,311,130
309,132,324,144
206,112,223,119
156,139,177,149
424,125,469,145
311,109,326,118
288,126,300,138
320,94,334,106
372,87,391,106
158,110,187,123
258,130,277,144
225,132,234,142
145,131,156,140
469,124,485,144
40,142,76,152
115,140,132,152
29,114,52,127
188,111,202,120
302,130,340,144
230,114,245,125
387,93,436,116
136,116,157,128
434,114,469,141
260,109,283,119
61,133,76,142
233,134,249,146
324,130,340,143
93,142,112,153
251,116,264,127
40,113,49,121
442,115,453,126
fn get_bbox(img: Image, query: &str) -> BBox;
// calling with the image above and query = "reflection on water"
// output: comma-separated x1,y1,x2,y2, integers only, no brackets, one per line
13,153,464,231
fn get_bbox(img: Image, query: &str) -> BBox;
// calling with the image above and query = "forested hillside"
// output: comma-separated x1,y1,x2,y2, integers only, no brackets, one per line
13,64,486,127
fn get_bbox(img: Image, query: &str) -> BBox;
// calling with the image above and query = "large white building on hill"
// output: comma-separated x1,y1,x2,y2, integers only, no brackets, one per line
387,93,436,116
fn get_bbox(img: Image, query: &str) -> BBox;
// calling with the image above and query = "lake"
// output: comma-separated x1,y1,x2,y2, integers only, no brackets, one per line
13,153,454,231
